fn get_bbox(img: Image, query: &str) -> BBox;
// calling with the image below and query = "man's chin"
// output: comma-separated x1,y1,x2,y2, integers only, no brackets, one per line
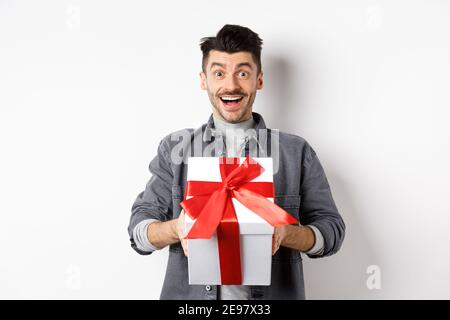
219,109,249,123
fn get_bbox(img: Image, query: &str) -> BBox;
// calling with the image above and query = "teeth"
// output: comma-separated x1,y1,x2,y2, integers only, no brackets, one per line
221,96,242,101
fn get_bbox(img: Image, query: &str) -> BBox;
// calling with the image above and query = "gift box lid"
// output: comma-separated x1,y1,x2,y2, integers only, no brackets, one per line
184,157,275,235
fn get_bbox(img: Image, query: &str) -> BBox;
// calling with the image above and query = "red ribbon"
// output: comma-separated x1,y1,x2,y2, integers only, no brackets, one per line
181,156,298,285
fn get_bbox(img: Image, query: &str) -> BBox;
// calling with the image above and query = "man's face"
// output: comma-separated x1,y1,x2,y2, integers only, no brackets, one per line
200,50,263,123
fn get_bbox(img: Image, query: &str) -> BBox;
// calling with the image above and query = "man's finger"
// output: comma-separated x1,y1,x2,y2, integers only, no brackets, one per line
183,239,189,256
272,233,281,255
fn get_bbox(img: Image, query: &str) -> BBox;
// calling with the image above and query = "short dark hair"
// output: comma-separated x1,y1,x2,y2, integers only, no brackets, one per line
200,24,263,74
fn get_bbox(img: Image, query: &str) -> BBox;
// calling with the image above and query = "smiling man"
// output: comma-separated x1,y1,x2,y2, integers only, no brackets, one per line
201,50,261,124
128,24,345,300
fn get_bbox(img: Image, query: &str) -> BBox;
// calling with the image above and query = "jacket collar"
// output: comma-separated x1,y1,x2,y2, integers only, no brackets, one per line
202,112,267,142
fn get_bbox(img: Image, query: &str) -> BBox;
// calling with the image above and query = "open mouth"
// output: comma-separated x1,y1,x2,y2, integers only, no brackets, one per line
219,96,244,110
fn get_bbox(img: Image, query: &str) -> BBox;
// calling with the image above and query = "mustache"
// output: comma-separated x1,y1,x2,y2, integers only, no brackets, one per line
217,91,246,97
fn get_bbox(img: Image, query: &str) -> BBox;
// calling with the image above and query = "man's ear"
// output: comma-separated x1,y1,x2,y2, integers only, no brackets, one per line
257,71,264,90
200,71,207,90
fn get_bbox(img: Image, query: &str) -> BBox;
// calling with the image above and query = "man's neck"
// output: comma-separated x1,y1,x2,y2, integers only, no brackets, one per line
213,114,255,133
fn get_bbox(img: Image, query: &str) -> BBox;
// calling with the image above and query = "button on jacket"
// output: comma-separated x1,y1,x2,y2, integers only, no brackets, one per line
128,112,345,300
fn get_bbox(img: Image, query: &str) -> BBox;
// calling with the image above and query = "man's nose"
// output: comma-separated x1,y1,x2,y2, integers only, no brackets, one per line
223,74,240,91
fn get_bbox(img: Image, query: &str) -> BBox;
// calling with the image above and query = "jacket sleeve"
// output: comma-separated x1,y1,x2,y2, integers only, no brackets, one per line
128,137,174,255
299,142,346,258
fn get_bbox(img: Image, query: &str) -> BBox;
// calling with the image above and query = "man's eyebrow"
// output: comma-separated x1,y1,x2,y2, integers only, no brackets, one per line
209,62,254,70
236,62,253,69
210,62,225,70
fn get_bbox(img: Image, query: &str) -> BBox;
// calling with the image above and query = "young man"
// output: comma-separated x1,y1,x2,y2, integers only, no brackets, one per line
128,24,345,300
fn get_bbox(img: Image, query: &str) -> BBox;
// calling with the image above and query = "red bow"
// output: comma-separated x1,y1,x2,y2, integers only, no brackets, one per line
181,156,298,284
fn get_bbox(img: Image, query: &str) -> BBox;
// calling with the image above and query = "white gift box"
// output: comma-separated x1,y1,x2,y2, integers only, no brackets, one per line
184,157,274,285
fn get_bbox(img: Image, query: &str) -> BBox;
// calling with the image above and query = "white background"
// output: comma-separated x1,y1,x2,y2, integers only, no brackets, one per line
1,0,449,299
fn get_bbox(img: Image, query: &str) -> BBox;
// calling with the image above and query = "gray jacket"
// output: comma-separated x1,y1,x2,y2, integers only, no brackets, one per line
128,112,345,300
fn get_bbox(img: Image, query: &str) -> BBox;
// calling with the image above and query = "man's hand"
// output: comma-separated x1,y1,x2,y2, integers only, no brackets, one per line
272,225,316,255
176,209,189,256
145,209,188,256
272,225,288,255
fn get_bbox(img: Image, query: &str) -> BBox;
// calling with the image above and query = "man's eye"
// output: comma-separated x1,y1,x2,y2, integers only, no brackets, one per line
239,71,249,78
214,71,224,77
